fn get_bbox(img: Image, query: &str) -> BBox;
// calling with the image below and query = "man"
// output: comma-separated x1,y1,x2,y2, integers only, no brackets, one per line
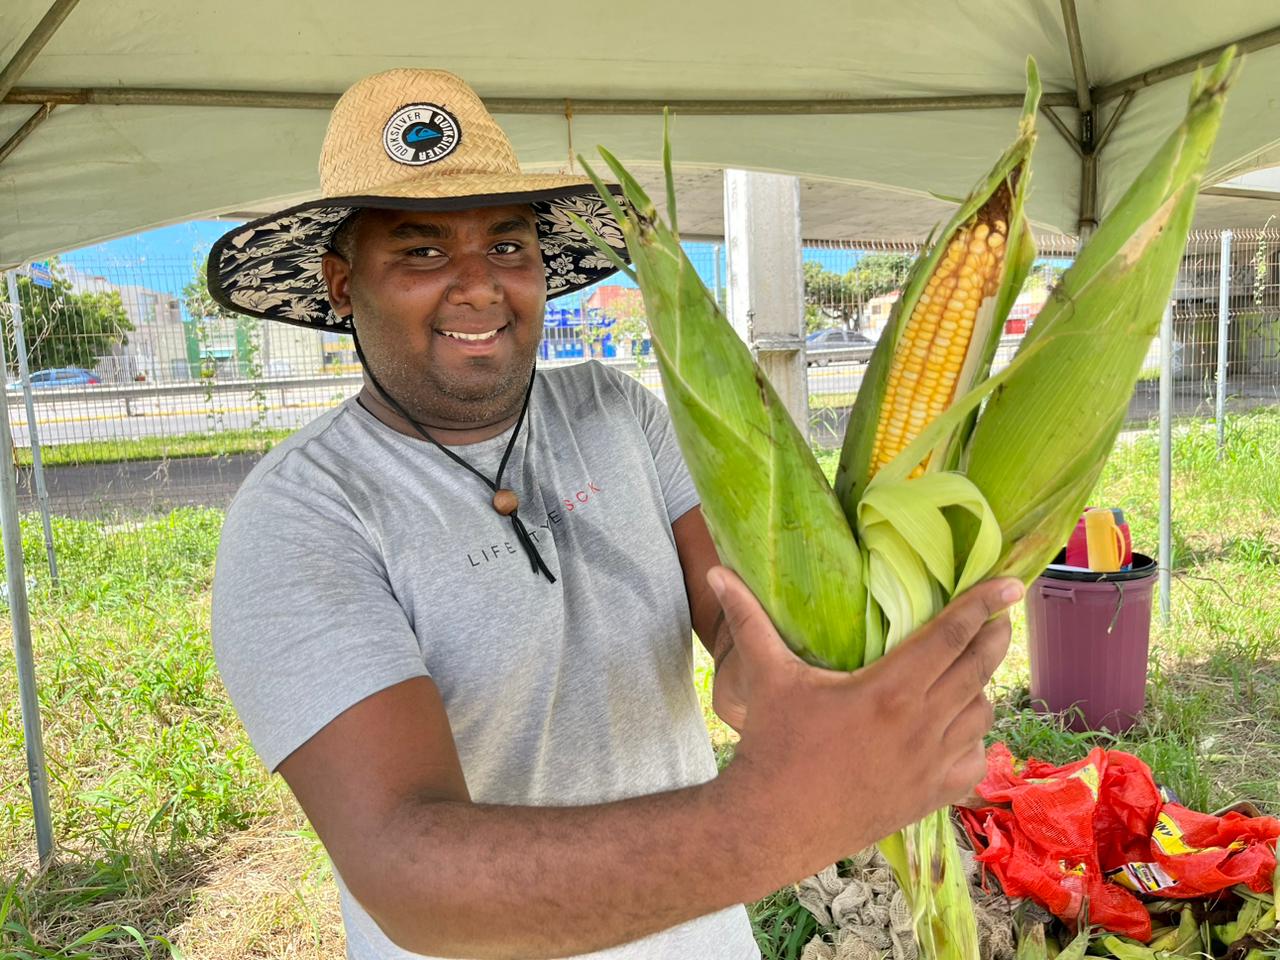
210,68,1019,960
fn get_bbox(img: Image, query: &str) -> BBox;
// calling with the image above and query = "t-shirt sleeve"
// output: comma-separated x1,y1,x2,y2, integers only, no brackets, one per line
599,363,700,524
211,473,429,773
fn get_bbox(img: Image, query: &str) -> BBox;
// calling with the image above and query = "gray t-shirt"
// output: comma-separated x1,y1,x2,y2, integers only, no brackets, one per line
212,361,759,960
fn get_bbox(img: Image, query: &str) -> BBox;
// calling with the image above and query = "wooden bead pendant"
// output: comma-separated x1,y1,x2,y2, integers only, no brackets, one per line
492,488,519,516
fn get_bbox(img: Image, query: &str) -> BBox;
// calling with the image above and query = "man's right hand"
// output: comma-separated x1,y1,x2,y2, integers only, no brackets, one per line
707,565,1019,873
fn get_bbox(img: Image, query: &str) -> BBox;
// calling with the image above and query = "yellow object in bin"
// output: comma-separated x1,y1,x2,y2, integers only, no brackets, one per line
1085,508,1126,572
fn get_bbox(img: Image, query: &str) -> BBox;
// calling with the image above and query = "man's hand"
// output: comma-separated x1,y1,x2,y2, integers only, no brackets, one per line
710,617,749,732
709,565,1019,871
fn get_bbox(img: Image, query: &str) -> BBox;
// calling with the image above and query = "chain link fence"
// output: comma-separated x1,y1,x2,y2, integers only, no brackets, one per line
1,230,1277,519
803,228,1280,444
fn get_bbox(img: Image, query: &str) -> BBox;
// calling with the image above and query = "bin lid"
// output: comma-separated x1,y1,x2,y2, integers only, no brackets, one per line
1041,550,1157,583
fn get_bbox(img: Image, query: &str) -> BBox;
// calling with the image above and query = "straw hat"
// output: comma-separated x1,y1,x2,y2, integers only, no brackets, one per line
207,68,627,332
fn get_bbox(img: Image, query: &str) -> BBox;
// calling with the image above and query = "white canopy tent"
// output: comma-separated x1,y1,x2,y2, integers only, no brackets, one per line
3,0,1280,263
2,0,1280,865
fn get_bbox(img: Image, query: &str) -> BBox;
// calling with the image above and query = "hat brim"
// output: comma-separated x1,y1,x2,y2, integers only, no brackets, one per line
207,178,629,332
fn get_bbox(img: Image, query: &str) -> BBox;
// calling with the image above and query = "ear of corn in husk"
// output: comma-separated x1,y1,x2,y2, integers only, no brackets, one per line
572,49,1235,960
570,129,869,672
836,60,1040,512
836,59,1040,662
962,49,1238,584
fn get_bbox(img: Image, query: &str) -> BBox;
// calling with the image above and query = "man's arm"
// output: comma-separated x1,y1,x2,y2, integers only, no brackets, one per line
277,568,1019,960
672,506,730,661
672,506,753,731
279,675,768,958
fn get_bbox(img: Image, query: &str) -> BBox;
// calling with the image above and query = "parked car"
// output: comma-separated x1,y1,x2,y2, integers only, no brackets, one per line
6,367,102,390
805,328,875,366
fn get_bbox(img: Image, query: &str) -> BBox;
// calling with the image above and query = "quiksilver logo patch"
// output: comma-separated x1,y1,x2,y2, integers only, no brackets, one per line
382,103,461,166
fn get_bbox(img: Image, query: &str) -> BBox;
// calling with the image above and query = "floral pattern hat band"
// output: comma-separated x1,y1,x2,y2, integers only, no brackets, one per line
207,68,628,332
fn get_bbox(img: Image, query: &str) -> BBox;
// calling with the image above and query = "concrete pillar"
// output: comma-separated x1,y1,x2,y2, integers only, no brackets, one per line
723,170,809,440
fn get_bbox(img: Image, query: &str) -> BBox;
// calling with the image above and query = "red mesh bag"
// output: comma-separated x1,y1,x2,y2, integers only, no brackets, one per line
958,743,1280,942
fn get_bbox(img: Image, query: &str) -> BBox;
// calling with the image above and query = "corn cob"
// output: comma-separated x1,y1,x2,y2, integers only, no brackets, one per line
838,63,1039,514
572,49,1235,960
870,203,1012,479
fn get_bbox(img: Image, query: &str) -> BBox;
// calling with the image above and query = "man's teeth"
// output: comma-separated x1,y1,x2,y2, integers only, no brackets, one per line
441,329,500,341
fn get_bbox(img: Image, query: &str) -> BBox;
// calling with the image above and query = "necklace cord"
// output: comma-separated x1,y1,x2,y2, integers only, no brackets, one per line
351,329,557,584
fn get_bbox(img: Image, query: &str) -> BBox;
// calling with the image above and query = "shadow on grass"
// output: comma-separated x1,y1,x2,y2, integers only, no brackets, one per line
1170,530,1280,571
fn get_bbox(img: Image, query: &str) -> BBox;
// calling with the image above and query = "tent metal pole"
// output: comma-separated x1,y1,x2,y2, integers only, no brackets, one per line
1158,303,1173,628
3,85,1078,114
0,271,54,865
1095,23,1280,104
0,0,83,102
1040,107,1084,158
1201,186,1280,203
1094,91,1134,153
1059,0,1093,113
0,103,54,168
1058,0,1099,239
5,272,58,586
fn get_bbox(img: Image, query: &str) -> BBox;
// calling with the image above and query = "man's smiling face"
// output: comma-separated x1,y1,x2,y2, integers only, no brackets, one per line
322,204,547,428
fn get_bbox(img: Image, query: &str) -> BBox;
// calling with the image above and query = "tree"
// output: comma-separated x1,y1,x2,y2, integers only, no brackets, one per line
605,289,653,373
803,253,913,332
1024,262,1067,292
182,258,269,425
0,261,132,373
182,258,238,326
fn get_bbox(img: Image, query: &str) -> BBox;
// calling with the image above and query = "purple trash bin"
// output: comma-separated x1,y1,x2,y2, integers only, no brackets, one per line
1025,551,1158,733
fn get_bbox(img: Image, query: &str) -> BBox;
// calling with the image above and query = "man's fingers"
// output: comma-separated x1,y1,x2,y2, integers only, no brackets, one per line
898,578,1023,689
941,691,995,754
706,567,801,673
944,740,990,801
927,612,1011,711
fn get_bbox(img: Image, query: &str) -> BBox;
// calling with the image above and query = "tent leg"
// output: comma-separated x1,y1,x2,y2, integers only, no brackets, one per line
6,272,59,586
0,275,54,865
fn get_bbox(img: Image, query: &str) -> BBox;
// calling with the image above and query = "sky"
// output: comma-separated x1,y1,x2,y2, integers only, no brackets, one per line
60,221,237,298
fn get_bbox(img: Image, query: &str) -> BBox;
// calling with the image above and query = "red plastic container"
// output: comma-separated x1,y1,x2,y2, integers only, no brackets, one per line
1025,551,1157,733
1065,508,1133,568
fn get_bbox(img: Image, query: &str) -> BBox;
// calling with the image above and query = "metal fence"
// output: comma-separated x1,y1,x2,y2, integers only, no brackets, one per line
1,229,1277,521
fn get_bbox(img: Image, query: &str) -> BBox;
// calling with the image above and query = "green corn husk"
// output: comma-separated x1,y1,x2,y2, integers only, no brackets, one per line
571,130,868,672
572,121,986,960
964,48,1238,584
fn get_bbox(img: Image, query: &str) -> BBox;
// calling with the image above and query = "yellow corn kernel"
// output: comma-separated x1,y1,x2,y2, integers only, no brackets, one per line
869,217,1009,478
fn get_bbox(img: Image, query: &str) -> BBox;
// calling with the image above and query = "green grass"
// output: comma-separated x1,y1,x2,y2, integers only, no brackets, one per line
0,411,1277,959
14,429,295,469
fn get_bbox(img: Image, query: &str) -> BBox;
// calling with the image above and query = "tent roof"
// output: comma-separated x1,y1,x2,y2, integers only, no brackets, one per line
3,0,1280,266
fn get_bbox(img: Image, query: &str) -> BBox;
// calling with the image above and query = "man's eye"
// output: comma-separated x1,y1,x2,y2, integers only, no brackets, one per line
406,246,443,258
492,242,522,255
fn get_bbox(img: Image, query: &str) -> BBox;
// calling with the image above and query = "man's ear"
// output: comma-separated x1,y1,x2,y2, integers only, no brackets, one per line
321,251,354,319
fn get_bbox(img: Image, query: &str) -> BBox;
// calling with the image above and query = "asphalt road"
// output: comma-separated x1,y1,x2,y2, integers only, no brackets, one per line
15,453,265,519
